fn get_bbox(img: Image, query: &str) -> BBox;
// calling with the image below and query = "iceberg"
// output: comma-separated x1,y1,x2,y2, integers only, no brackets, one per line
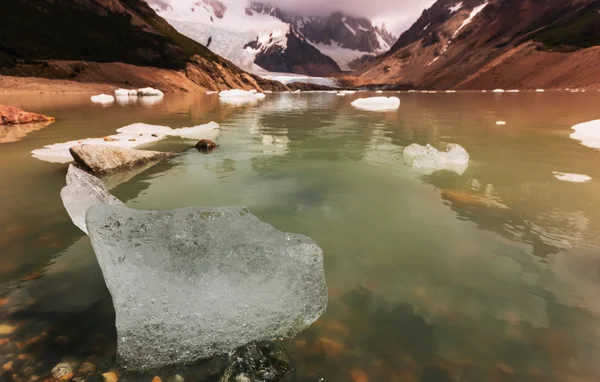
137,87,164,97
403,143,470,175
336,90,356,96
219,89,266,105
492,89,505,93
115,89,138,97
90,94,115,104
570,119,600,149
553,172,592,183
60,165,122,234
85,204,327,371
32,122,220,163
351,97,400,111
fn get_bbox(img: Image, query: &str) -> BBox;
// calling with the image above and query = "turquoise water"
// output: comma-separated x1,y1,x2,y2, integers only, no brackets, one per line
1,91,600,381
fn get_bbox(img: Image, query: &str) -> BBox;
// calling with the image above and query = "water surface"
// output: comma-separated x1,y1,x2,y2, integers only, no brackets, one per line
1,91,600,381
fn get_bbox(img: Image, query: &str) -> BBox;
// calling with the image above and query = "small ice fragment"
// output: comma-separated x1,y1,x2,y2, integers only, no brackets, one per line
492,89,505,93
85,204,327,371
375,90,383,93
219,89,266,105
536,89,545,92
445,90,456,93
205,91,218,95
337,90,356,96
115,89,138,97
496,121,507,125
91,94,115,104
60,165,123,234
403,143,469,175
570,120,600,149
137,87,164,97
506,90,520,93
553,172,591,183
351,97,400,111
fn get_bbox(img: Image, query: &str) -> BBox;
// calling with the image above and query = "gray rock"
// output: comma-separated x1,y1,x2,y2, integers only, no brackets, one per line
69,144,175,174
52,362,74,380
220,342,292,382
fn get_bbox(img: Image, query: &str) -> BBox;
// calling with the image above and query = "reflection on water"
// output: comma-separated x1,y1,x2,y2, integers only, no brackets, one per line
2,91,600,381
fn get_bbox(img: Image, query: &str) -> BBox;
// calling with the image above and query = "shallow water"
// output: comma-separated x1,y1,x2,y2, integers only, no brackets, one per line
2,91,600,381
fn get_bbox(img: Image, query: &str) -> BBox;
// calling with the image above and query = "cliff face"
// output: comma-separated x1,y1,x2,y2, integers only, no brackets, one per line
0,0,287,91
355,0,600,90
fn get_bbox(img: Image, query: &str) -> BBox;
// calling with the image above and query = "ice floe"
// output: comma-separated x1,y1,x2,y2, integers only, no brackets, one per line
506,90,520,93
536,89,545,92
136,87,164,97
403,143,470,175
219,89,266,105
31,122,220,163
90,94,115,105
351,97,400,111
553,172,592,183
570,119,600,149
492,89,505,93
496,121,507,125
337,90,357,96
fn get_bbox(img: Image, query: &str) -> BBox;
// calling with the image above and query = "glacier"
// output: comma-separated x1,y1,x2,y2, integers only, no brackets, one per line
403,143,470,175
59,167,328,372
351,96,400,111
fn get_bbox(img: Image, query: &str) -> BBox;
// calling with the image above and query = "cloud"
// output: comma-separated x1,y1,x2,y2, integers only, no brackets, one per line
263,0,437,34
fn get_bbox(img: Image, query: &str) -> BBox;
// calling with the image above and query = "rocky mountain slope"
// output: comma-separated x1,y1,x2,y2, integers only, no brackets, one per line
148,0,396,76
0,0,287,91
353,0,600,90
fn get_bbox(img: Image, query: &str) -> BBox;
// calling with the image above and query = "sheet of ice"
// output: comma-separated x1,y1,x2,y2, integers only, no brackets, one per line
85,204,327,371
219,89,266,105
351,97,400,111
91,94,115,104
449,2,463,12
260,72,338,87
506,89,520,93
60,165,123,234
492,89,505,93
570,120,600,149
32,122,220,163
115,89,138,97
445,90,456,93
137,87,164,97
553,172,592,183
403,143,470,175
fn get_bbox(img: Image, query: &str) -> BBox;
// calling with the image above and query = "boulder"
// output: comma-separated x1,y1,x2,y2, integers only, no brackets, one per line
0,105,54,125
69,144,175,174
195,139,218,152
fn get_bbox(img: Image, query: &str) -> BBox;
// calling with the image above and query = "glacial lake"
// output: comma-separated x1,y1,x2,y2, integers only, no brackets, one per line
1,90,600,381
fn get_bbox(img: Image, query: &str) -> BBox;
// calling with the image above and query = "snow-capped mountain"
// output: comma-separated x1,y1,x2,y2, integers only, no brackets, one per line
145,0,396,75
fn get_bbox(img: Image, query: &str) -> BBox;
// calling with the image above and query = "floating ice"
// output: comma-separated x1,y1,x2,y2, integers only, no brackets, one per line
375,90,383,93
137,87,164,97
492,89,505,93
403,143,470,175
205,91,218,95
351,97,400,111
336,90,356,96
115,89,138,97
32,122,220,163
219,89,266,105
536,89,545,92
85,204,327,371
91,94,115,104
506,90,520,93
570,120,600,149
553,172,592,183
60,165,122,234
445,90,456,93
496,121,507,125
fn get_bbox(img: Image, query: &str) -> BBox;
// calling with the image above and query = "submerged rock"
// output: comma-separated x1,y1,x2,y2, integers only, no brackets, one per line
60,165,122,234
69,144,175,174
0,105,54,125
85,204,327,372
219,342,292,382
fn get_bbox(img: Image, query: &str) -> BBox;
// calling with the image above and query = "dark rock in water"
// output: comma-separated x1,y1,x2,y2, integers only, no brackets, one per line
219,342,292,382
69,145,175,174
195,139,218,153
0,105,54,125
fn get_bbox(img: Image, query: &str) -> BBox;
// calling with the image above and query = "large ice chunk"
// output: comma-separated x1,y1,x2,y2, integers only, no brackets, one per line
60,165,122,234
219,89,266,105
90,94,115,104
85,204,327,372
403,143,470,175
137,87,164,97
570,119,600,149
351,97,400,111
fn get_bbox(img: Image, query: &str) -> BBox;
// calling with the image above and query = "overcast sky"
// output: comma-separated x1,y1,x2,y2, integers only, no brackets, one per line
264,0,437,34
